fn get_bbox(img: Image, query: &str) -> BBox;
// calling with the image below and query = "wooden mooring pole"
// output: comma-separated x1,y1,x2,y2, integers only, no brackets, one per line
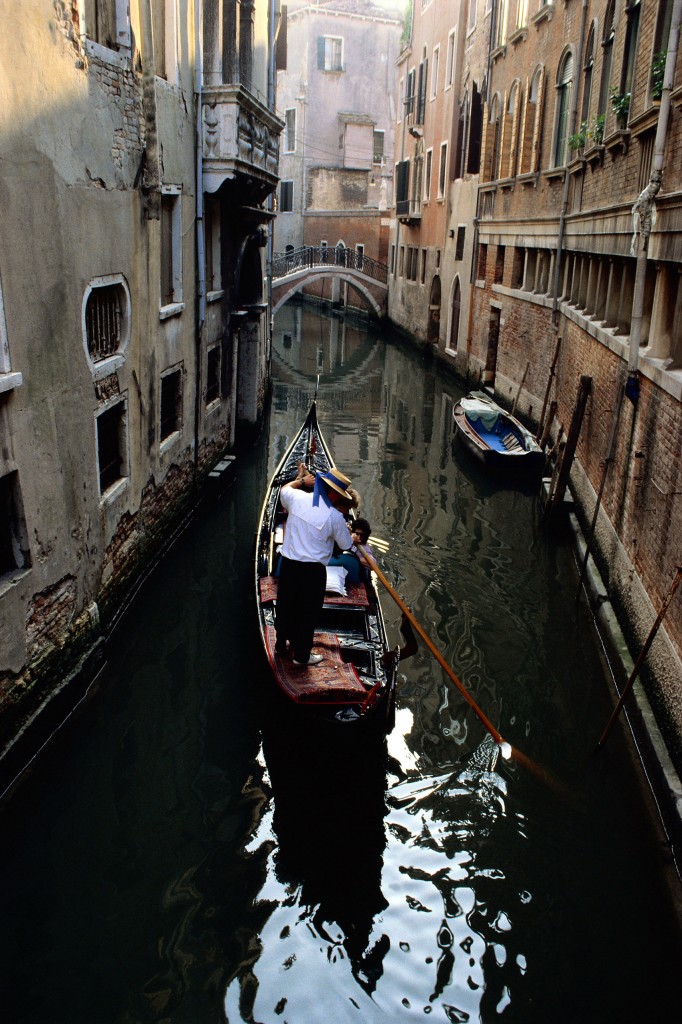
546,375,592,515
575,379,626,602
536,336,562,442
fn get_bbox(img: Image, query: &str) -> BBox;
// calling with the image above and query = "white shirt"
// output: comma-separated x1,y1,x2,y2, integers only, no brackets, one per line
280,486,351,564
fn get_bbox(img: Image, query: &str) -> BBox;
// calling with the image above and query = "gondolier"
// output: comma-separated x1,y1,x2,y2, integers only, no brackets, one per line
275,462,356,666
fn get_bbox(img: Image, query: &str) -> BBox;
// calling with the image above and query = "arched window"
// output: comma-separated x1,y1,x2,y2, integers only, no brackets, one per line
598,1,615,117
554,51,574,166
467,83,483,174
490,94,502,180
502,81,521,178
520,66,544,174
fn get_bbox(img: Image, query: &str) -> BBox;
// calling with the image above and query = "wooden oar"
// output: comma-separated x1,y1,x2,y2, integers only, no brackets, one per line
357,543,551,781
356,544,509,753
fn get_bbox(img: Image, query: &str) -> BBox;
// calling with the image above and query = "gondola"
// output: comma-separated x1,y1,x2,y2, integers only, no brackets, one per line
453,390,545,473
255,396,409,731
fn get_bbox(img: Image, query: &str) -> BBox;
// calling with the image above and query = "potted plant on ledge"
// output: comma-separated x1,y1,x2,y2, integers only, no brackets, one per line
610,89,631,129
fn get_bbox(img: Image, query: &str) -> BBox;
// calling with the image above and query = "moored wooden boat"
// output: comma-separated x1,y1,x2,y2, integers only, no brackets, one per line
453,390,545,472
255,397,406,731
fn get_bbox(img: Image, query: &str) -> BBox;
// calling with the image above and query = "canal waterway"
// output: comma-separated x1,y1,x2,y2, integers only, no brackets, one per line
1,305,680,1023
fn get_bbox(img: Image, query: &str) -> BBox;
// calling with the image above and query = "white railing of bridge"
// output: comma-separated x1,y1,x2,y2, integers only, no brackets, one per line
272,247,388,286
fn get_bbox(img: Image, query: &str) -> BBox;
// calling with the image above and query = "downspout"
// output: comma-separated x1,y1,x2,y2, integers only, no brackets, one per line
195,0,206,481
627,0,682,401
551,0,588,327
266,0,277,377
139,0,161,219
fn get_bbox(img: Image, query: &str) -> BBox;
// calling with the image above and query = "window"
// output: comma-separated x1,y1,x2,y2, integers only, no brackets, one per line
284,108,296,152
495,245,505,284
517,0,528,28
373,130,385,164
395,159,410,216
406,69,416,119
279,180,294,212
467,84,483,174
621,0,641,103
151,0,166,79
598,2,615,117
389,244,395,274
554,52,574,166
356,244,365,271
96,399,128,495
446,30,456,89
455,226,465,261
519,67,544,174
424,149,432,200
82,275,131,372
416,54,428,124
84,0,118,49
0,471,31,580
0,271,21,391
406,247,418,282
438,142,448,197
482,95,501,181
431,46,440,99
205,197,221,294
160,368,182,443
581,24,595,127
318,36,343,72
420,249,427,285
499,82,520,178
495,0,508,49
412,153,423,211
477,243,488,281
160,189,183,311
206,345,221,405
398,245,405,277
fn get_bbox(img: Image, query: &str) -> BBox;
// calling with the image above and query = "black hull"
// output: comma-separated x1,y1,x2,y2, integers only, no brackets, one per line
255,399,398,732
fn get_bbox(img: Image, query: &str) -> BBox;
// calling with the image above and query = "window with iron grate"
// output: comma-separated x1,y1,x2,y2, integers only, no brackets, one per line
85,284,125,362
83,277,130,371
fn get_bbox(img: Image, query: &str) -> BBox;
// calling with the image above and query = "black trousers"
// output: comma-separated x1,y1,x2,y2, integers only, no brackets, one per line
275,557,326,662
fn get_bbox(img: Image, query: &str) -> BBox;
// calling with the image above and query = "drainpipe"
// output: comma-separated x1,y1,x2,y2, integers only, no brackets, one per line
266,0,276,376
194,0,206,481
551,0,588,327
627,0,682,402
139,0,161,219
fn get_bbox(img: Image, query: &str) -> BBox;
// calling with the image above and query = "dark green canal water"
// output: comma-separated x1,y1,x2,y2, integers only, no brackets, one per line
1,306,680,1023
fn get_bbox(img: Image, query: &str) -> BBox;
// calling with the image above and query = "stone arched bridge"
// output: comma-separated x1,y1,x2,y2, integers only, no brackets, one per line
271,246,389,319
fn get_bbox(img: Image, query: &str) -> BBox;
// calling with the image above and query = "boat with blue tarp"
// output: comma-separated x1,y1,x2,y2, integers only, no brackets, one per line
453,390,545,473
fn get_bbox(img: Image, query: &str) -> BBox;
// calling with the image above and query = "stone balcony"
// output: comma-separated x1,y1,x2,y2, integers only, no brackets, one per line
202,84,283,202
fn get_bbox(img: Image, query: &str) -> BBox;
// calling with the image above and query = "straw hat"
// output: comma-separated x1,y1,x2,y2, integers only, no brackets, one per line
318,467,353,500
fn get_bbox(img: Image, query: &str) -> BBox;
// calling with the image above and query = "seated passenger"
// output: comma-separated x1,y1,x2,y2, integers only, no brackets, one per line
328,516,375,584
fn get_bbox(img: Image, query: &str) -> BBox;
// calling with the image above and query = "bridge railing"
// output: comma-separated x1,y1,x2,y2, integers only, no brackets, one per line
273,246,388,285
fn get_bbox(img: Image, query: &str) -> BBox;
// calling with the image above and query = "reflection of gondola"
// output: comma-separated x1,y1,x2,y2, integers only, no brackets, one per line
261,717,390,995
453,391,544,473
255,396,409,733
